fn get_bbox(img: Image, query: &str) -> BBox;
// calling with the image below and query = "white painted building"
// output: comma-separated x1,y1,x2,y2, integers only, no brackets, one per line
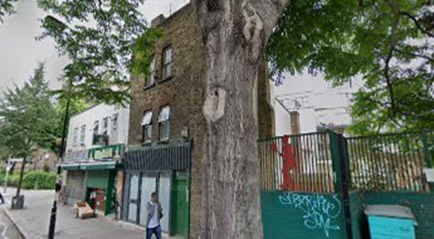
65,104,130,160
273,72,362,136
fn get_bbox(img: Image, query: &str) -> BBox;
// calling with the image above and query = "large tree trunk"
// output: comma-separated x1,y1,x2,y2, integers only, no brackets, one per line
192,1,289,238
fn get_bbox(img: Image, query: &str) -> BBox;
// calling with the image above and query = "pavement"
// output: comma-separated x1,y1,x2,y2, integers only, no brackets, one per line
0,208,24,239
0,187,170,239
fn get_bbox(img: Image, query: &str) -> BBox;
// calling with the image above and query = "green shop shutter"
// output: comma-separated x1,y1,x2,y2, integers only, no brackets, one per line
87,170,109,189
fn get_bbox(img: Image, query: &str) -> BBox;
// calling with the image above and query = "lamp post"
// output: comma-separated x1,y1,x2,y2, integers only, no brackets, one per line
48,89,71,239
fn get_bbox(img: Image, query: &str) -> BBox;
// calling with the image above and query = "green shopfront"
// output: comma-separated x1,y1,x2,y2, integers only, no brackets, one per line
121,142,191,238
61,144,124,216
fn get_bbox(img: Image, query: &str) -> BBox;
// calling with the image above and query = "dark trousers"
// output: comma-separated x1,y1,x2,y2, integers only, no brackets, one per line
0,193,4,204
146,225,161,239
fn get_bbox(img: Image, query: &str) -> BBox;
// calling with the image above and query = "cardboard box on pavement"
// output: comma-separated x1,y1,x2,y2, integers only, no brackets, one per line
74,202,94,219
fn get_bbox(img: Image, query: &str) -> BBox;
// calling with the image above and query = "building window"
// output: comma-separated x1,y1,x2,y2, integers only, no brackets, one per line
93,121,99,135
145,58,156,87
80,125,86,145
102,117,109,135
112,114,118,131
162,47,172,80
73,127,79,146
141,111,153,143
158,106,170,141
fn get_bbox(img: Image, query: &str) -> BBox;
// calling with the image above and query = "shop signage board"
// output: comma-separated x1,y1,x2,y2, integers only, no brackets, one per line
424,168,434,182
64,150,89,162
89,144,123,161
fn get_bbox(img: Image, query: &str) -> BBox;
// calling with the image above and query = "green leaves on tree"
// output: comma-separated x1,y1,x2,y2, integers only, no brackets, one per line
267,0,434,134
0,63,88,159
0,0,17,22
0,64,57,157
37,0,161,105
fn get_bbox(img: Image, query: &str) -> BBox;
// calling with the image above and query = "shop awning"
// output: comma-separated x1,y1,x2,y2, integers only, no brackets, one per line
60,161,118,171
124,142,191,172
60,163,81,170
80,162,117,170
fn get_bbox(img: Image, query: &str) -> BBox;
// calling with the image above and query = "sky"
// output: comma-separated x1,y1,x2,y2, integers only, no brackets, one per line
0,0,189,95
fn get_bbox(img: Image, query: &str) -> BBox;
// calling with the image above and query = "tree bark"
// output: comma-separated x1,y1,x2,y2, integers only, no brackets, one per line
192,1,289,238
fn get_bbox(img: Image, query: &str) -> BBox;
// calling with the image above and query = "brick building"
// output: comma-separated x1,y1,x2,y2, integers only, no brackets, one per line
122,4,274,238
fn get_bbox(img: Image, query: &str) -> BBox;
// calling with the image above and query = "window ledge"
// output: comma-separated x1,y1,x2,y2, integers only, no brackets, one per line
160,75,174,83
158,139,170,144
142,141,152,146
143,82,156,90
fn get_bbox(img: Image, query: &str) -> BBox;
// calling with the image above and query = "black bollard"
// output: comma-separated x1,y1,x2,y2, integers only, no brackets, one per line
48,200,57,239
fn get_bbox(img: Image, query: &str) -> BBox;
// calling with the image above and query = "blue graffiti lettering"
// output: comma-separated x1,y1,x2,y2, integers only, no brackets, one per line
279,193,341,237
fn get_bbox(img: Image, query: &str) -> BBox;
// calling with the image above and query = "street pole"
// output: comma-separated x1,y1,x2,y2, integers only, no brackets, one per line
16,156,27,198
48,93,71,239
4,156,10,194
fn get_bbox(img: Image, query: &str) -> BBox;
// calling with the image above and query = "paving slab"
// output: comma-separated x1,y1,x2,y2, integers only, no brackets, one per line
0,207,24,239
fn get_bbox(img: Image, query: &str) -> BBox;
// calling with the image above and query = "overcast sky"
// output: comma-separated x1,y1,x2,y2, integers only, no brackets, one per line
0,0,189,95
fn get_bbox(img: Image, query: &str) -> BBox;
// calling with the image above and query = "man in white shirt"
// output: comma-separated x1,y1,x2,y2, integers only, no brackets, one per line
146,192,163,239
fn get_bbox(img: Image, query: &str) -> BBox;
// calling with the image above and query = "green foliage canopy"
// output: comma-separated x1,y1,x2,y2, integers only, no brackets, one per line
0,0,17,22
0,64,58,157
0,63,88,159
37,0,161,105
267,0,434,134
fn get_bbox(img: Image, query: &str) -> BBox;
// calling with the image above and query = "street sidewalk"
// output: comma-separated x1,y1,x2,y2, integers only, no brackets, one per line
1,187,171,239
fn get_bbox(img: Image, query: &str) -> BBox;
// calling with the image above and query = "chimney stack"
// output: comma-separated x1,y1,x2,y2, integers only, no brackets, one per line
151,14,166,27
290,111,300,135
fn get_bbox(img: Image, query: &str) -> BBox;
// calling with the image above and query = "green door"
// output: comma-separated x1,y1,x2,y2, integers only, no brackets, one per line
171,173,188,237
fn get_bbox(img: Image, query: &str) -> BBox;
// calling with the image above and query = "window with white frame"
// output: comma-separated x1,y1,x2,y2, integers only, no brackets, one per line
112,114,118,131
80,125,86,145
141,111,153,143
73,127,79,146
159,106,170,141
162,47,172,80
93,120,99,135
102,117,109,135
145,58,156,87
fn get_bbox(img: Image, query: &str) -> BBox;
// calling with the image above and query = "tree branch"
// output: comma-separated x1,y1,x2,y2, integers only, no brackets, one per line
395,48,434,62
384,0,400,112
400,11,434,38
191,0,224,38
251,0,290,39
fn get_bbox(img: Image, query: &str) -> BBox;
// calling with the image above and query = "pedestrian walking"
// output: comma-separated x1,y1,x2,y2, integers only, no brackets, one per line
146,192,163,239
0,192,4,204
88,190,97,217
56,178,65,205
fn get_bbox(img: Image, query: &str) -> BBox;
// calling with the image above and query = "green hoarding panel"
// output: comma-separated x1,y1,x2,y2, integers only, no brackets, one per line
261,191,347,239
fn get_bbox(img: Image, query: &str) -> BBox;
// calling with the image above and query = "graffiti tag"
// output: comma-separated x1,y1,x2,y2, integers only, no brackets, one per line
279,193,341,237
